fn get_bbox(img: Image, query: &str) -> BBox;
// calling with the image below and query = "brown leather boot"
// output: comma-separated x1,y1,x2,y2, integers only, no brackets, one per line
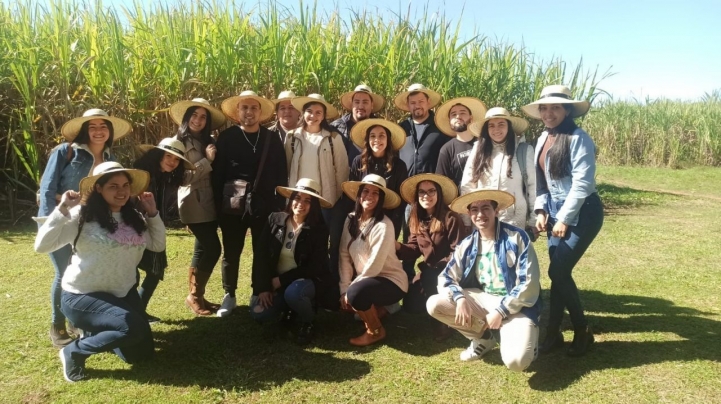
50,323,73,348
185,268,212,316
350,306,386,346
195,270,219,312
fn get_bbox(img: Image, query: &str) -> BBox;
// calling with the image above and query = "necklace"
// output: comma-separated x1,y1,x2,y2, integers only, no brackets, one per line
240,127,260,153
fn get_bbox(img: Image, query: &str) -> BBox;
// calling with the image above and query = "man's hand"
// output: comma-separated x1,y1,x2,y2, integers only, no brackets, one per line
455,298,473,327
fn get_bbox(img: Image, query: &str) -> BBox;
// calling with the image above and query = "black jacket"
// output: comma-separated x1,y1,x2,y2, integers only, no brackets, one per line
398,110,450,176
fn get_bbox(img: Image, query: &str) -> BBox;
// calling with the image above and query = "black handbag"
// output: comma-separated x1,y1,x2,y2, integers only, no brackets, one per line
220,132,271,216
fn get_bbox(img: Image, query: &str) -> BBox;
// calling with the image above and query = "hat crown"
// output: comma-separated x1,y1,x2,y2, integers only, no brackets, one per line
92,161,124,175
82,109,110,118
306,93,328,102
239,90,260,97
540,85,573,98
276,90,296,99
485,107,512,118
157,137,187,154
362,174,387,188
189,98,210,105
353,84,373,93
295,178,322,191
407,83,428,92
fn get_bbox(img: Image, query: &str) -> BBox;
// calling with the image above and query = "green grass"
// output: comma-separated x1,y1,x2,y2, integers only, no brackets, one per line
2,166,721,403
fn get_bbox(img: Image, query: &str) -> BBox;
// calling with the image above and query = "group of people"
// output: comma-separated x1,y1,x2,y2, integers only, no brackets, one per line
34,83,603,382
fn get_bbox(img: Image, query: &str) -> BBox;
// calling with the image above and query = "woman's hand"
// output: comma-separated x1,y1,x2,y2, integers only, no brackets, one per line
339,294,350,311
206,144,217,162
271,277,281,291
137,192,158,217
552,221,569,238
535,211,548,233
258,292,273,309
486,310,503,329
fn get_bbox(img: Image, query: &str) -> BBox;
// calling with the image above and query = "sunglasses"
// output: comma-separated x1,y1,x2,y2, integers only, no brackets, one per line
285,231,296,249
418,189,437,198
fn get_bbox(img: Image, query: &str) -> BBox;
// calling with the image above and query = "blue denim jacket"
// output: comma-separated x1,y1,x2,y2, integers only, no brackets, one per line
37,143,113,217
533,127,597,227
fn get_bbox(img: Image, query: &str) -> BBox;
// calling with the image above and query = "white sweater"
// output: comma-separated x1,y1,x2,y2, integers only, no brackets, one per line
35,206,166,297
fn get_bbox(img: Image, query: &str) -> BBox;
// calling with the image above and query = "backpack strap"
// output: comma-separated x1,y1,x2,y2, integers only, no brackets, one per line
327,133,336,170
516,142,529,194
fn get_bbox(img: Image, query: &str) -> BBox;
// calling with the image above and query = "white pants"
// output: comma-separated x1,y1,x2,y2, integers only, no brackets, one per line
427,289,538,371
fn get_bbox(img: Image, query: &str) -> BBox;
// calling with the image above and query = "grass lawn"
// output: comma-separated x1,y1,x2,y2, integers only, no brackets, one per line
1,166,720,403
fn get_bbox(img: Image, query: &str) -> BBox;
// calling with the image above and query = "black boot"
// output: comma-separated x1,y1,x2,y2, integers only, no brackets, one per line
567,326,594,357
539,327,564,354
296,322,314,345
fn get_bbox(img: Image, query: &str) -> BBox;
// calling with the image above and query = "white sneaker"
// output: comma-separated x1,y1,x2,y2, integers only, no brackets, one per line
460,332,497,361
217,294,236,318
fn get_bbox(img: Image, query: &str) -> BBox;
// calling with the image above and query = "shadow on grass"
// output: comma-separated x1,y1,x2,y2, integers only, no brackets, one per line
528,290,720,391
597,183,677,215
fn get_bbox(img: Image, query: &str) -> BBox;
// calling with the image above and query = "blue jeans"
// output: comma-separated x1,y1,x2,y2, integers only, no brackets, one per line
322,203,347,284
60,288,154,364
401,204,415,281
49,244,72,325
250,279,316,323
137,270,160,309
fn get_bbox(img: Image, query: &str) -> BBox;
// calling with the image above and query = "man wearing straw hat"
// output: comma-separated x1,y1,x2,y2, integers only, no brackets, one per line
427,189,540,371
268,90,301,144
434,97,487,189
213,90,288,317
331,84,386,163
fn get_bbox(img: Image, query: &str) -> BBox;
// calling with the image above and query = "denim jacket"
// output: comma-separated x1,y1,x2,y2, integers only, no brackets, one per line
533,127,597,227
37,143,112,217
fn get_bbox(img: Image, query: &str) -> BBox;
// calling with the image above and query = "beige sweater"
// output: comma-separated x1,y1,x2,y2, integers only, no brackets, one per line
339,215,408,295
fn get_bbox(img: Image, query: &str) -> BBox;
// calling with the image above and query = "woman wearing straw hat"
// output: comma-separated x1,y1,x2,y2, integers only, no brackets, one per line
521,85,604,357
348,118,408,238
170,98,227,316
460,107,537,234
250,178,332,345
395,173,470,341
132,138,195,322
37,109,130,348
34,162,164,382
339,175,408,346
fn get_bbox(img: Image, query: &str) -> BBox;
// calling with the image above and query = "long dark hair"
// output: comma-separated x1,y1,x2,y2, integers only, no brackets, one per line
408,181,449,235
133,148,185,188
347,184,386,245
301,102,338,134
545,104,579,179
72,172,147,252
470,119,517,183
360,124,395,173
284,191,323,226
176,106,213,157
73,120,115,150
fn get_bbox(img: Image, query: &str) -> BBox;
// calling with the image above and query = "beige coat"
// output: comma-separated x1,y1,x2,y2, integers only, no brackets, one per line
176,135,216,224
284,128,349,205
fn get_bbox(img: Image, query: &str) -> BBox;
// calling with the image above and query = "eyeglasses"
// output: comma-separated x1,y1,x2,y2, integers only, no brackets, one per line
418,189,437,198
285,231,295,249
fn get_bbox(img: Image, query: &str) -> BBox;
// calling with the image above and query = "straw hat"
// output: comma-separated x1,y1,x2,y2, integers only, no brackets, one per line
291,94,339,120
61,109,132,142
399,173,458,206
340,84,385,113
469,107,529,137
272,90,298,105
221,91,275,123
137,137,195,170
341,174,401,210
393,83,442,112
435,97,488,137
276,178,332,209
169,98,227,131
449,190,515,214
521,85,590,120
78,162,150,203
350,118,406,151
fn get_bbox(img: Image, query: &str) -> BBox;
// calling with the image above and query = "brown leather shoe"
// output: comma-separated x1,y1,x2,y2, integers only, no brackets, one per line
350,306,386,346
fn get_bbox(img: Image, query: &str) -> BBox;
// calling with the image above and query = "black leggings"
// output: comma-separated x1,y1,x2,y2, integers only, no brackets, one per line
187,221,222,274
346,277,406,312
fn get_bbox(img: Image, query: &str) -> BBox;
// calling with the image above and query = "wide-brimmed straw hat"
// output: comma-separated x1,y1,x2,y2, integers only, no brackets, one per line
469,107,529,137
78,162,150,203
169,98,227,131
521,85,590,120
138,137,195,170
435,97,488,137
272,90,298,106
342,174,401,210
340,84,385,113
276,178,332,209
449,190,515,214
400,173,458,206
350,118,406,151
221,91,275,123
291,94,339,121
393,83,442,112
61,109,132,142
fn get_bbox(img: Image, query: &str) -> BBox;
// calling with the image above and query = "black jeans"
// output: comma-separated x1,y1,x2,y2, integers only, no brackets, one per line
346,277,406,312
546,193,604,330
218,213,266,294
188,221,222,274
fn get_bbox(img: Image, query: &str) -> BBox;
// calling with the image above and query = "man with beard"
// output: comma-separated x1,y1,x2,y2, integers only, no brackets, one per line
331,84,385,163
435,97,487,189
268,90,300,144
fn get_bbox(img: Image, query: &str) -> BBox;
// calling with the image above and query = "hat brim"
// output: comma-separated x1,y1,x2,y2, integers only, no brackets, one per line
350,119,406,151
341,181,401,210
276,185,332,209
393,89,442,112
291,97,339,121
469,115,529,137
449,190,515,214
340,91,385,113
61,115,132,142
169,100,227,131
399,174,458,206
78,168,150,204
221,95,275,124
137,144,195,170
435,97,488,137
521,98,590,120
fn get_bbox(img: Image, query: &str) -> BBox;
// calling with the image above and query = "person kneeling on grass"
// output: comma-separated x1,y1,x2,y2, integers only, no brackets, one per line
426,190,541,371
34,162,165,382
